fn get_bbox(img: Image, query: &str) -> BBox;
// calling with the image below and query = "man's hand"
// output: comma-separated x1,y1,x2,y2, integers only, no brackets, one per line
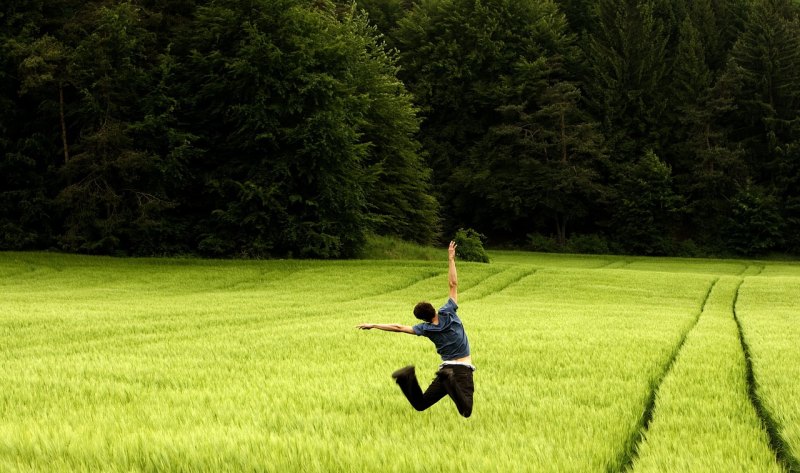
449,241,457,260
356,323,374,330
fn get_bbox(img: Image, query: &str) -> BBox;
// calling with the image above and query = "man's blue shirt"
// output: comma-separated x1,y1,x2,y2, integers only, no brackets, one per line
412,298,470,360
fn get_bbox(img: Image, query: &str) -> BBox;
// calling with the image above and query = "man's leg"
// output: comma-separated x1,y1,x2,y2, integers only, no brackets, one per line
392,366,448,412
436,365,475,417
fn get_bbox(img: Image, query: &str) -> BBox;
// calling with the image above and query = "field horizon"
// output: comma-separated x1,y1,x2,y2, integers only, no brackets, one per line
1,250,799,472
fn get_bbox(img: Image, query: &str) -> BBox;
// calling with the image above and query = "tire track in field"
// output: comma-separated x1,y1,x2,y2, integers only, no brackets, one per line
735,263,753,276
733,279,800,473
599,260,631,270
0,266,36,280
341,270,446,302
593,259,619,269
345,264,518,303
741,264,765,277
615,276,719,473
0,260,62,280
466,267,538,302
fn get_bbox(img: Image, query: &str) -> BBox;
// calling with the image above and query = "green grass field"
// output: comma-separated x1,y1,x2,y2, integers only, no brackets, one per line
1,250,799,472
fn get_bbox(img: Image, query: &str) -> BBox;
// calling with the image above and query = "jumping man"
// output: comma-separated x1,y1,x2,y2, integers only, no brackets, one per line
356,241,475,418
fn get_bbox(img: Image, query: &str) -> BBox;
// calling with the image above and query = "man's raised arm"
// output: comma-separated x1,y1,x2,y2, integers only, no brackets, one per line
448,241,458,303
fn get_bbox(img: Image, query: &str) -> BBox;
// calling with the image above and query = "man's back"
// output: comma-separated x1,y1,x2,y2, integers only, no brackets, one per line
412,298,470,361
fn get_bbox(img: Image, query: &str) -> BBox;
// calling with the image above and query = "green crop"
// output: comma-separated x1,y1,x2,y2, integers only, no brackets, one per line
628,276,782,472
736,276,800,472
1,252,799,472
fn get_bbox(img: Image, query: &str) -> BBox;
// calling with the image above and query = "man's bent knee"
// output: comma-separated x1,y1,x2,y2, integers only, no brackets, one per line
392,365,415,381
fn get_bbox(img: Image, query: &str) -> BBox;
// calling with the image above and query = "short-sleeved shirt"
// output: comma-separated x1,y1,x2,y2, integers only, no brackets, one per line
412,298,470,361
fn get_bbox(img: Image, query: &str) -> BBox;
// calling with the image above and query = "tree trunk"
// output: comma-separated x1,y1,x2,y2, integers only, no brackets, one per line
555,214,567,247
59,81,69,163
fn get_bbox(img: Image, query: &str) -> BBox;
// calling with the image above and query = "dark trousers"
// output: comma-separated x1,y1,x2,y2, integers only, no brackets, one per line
394,365,474,418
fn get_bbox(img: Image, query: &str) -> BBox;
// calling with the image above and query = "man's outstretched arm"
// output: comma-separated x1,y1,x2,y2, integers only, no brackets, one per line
448,240,458,303
356,323,415,334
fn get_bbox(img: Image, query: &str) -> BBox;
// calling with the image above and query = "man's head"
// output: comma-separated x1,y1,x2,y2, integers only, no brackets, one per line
413,302,436,323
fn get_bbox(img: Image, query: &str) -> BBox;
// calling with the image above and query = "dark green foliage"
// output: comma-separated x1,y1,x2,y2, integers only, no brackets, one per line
174,0,435,258
1,0,435,258
554,0,596,33
350,0,412,40
0,153,51,249
608,150,682,255
459,77,605,245
176,0,370,258
723,0,800,180
344,8,440,244
0,1,59,250
56,122,186,254
528,232,612,254
683,0,744,73
667,15,747,248
585,0,671,159
4,0,800,258
395,0,602,244
396,0,568,194
775,141,800,253
454,228,489,263
724,184,784,255
528,233,563,253
566,234,611,255
51,3,189,255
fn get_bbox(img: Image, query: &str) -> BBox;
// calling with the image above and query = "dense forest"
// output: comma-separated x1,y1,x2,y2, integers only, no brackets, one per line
1,0,799,258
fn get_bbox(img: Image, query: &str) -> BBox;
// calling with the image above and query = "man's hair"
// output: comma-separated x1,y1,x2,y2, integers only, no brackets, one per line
413,302,436,323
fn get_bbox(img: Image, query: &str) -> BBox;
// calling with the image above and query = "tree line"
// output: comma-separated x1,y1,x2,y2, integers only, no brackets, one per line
1,0,799,258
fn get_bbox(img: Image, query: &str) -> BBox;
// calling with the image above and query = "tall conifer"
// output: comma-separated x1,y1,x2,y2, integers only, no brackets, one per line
725,0,800,176
585,0,670,159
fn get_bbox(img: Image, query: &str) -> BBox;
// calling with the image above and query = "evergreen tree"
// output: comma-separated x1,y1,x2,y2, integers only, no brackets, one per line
669,16,747,248
176,0,362,257
776,141,800,252
721,0,800,254
724,0,800,182
553,0,596,34
533,81,605,245
724,182,784,255
609,150,682,254
460,77,604,245
685,0,740,74
3,0,800,257
0,1,55,249
342,7,439,243
350,0,413,42
176,0,434,257
668,16,712,174
585,0,671,159
395,0,582,238
53,4,182,253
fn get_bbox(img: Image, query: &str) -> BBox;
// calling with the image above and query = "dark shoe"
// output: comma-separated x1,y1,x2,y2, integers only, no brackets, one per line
392,365,415,380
